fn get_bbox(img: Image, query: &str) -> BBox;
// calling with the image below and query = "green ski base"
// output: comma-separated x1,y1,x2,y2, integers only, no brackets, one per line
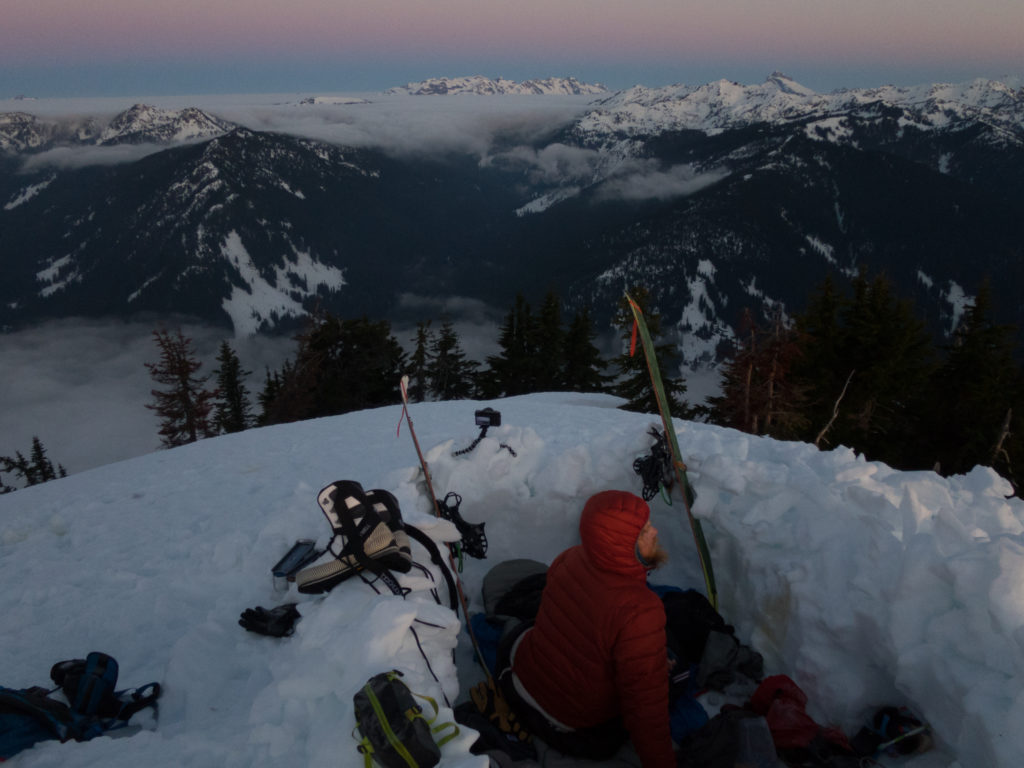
625,293,718,610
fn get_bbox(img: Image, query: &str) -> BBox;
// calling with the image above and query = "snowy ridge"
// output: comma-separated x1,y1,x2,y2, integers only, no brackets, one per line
0,104,234,153
99,104,235,145
387,75,607,96
0,111,50,152
575,72,1024,144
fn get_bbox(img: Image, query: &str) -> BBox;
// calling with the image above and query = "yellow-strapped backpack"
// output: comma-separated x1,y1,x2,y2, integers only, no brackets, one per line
353,670,458,768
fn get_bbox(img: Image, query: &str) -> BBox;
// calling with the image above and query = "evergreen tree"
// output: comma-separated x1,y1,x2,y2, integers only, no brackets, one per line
406,321,433,403
260,312,406,424
145,329,218,448
791,270,934,466
426,317,478,400
562,305,609,392
257,365,288,426
612,287,692,418
792,274,847,440
0,436,67,492
838,271,934,464
533,290,566,391
212,341,253,434
921,281,1022,486
483,293,540,397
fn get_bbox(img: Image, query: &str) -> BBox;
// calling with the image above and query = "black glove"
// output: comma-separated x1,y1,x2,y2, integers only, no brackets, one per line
239,603,301,637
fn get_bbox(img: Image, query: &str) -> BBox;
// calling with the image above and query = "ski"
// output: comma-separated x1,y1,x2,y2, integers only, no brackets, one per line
397,375,495,683
624,292,718,609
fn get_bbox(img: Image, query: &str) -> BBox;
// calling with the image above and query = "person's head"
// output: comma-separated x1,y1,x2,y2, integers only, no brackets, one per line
635,518,668,570
579,490,667,574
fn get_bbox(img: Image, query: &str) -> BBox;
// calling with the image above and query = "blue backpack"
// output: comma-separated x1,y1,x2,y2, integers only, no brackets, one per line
0,652,161,761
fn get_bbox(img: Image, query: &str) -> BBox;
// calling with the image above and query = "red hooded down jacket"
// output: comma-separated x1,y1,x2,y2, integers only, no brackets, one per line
512,490,674,768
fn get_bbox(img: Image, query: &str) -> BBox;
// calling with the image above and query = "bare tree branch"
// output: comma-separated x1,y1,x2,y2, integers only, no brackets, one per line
990,408,1013,466
815,370,855,449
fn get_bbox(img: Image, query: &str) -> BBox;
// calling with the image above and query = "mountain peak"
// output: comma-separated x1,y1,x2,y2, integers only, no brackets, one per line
100,104,235,146
765,71,817,97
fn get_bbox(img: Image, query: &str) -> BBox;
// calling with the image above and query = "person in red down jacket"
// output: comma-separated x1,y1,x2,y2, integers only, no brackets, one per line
500,489,674,768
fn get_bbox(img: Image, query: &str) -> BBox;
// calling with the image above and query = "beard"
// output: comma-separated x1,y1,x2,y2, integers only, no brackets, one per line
638,542,669,570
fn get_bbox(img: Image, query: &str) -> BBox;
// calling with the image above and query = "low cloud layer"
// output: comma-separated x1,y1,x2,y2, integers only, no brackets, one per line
0,311,499,479
20,142,171,171
6,93,598,169
595,161,729,201
9,94,727,206
0,319,294,475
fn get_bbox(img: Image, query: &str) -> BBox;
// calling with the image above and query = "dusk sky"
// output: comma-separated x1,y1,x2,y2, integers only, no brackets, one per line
2,0,1023,97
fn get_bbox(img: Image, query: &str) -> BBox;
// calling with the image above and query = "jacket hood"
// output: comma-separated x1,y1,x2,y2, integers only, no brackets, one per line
579,490,649,577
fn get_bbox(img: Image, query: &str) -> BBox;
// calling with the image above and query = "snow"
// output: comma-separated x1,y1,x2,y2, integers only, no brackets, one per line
942,281,971,336
676,265,733,368
3,176,54,210
574,73,1024,152
218,230,345,336
35,254,81,298
805,235,837,265
1,392,1022,767
386,76,607,97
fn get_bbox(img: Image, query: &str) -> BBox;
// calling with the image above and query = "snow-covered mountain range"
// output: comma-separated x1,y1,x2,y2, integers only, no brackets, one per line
0,104,234,153
385,75,608,96
1,74,1022,360
574,72,1024,144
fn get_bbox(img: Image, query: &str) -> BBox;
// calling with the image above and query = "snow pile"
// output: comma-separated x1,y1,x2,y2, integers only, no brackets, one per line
1,392,1022,767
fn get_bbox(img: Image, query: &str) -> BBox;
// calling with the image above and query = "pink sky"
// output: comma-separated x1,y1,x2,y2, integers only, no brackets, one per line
2,0,1021,96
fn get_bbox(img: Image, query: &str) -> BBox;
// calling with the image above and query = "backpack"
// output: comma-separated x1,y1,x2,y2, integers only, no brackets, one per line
658,588,764,691
659,588,728,667
747,675,855,766
353,670,458,768
467,559,548,674
295,481,414,595
0,651,161,761
481,559,547,624
677,708,777,768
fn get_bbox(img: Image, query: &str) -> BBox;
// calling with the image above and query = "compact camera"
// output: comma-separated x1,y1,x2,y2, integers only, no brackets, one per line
474,407,501,428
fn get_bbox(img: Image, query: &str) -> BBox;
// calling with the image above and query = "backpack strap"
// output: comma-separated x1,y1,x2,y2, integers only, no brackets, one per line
329,488,402,584
0,686,74,743
72,652,119,717
403,524,458,613
407,688,460,748
112,682,162,722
